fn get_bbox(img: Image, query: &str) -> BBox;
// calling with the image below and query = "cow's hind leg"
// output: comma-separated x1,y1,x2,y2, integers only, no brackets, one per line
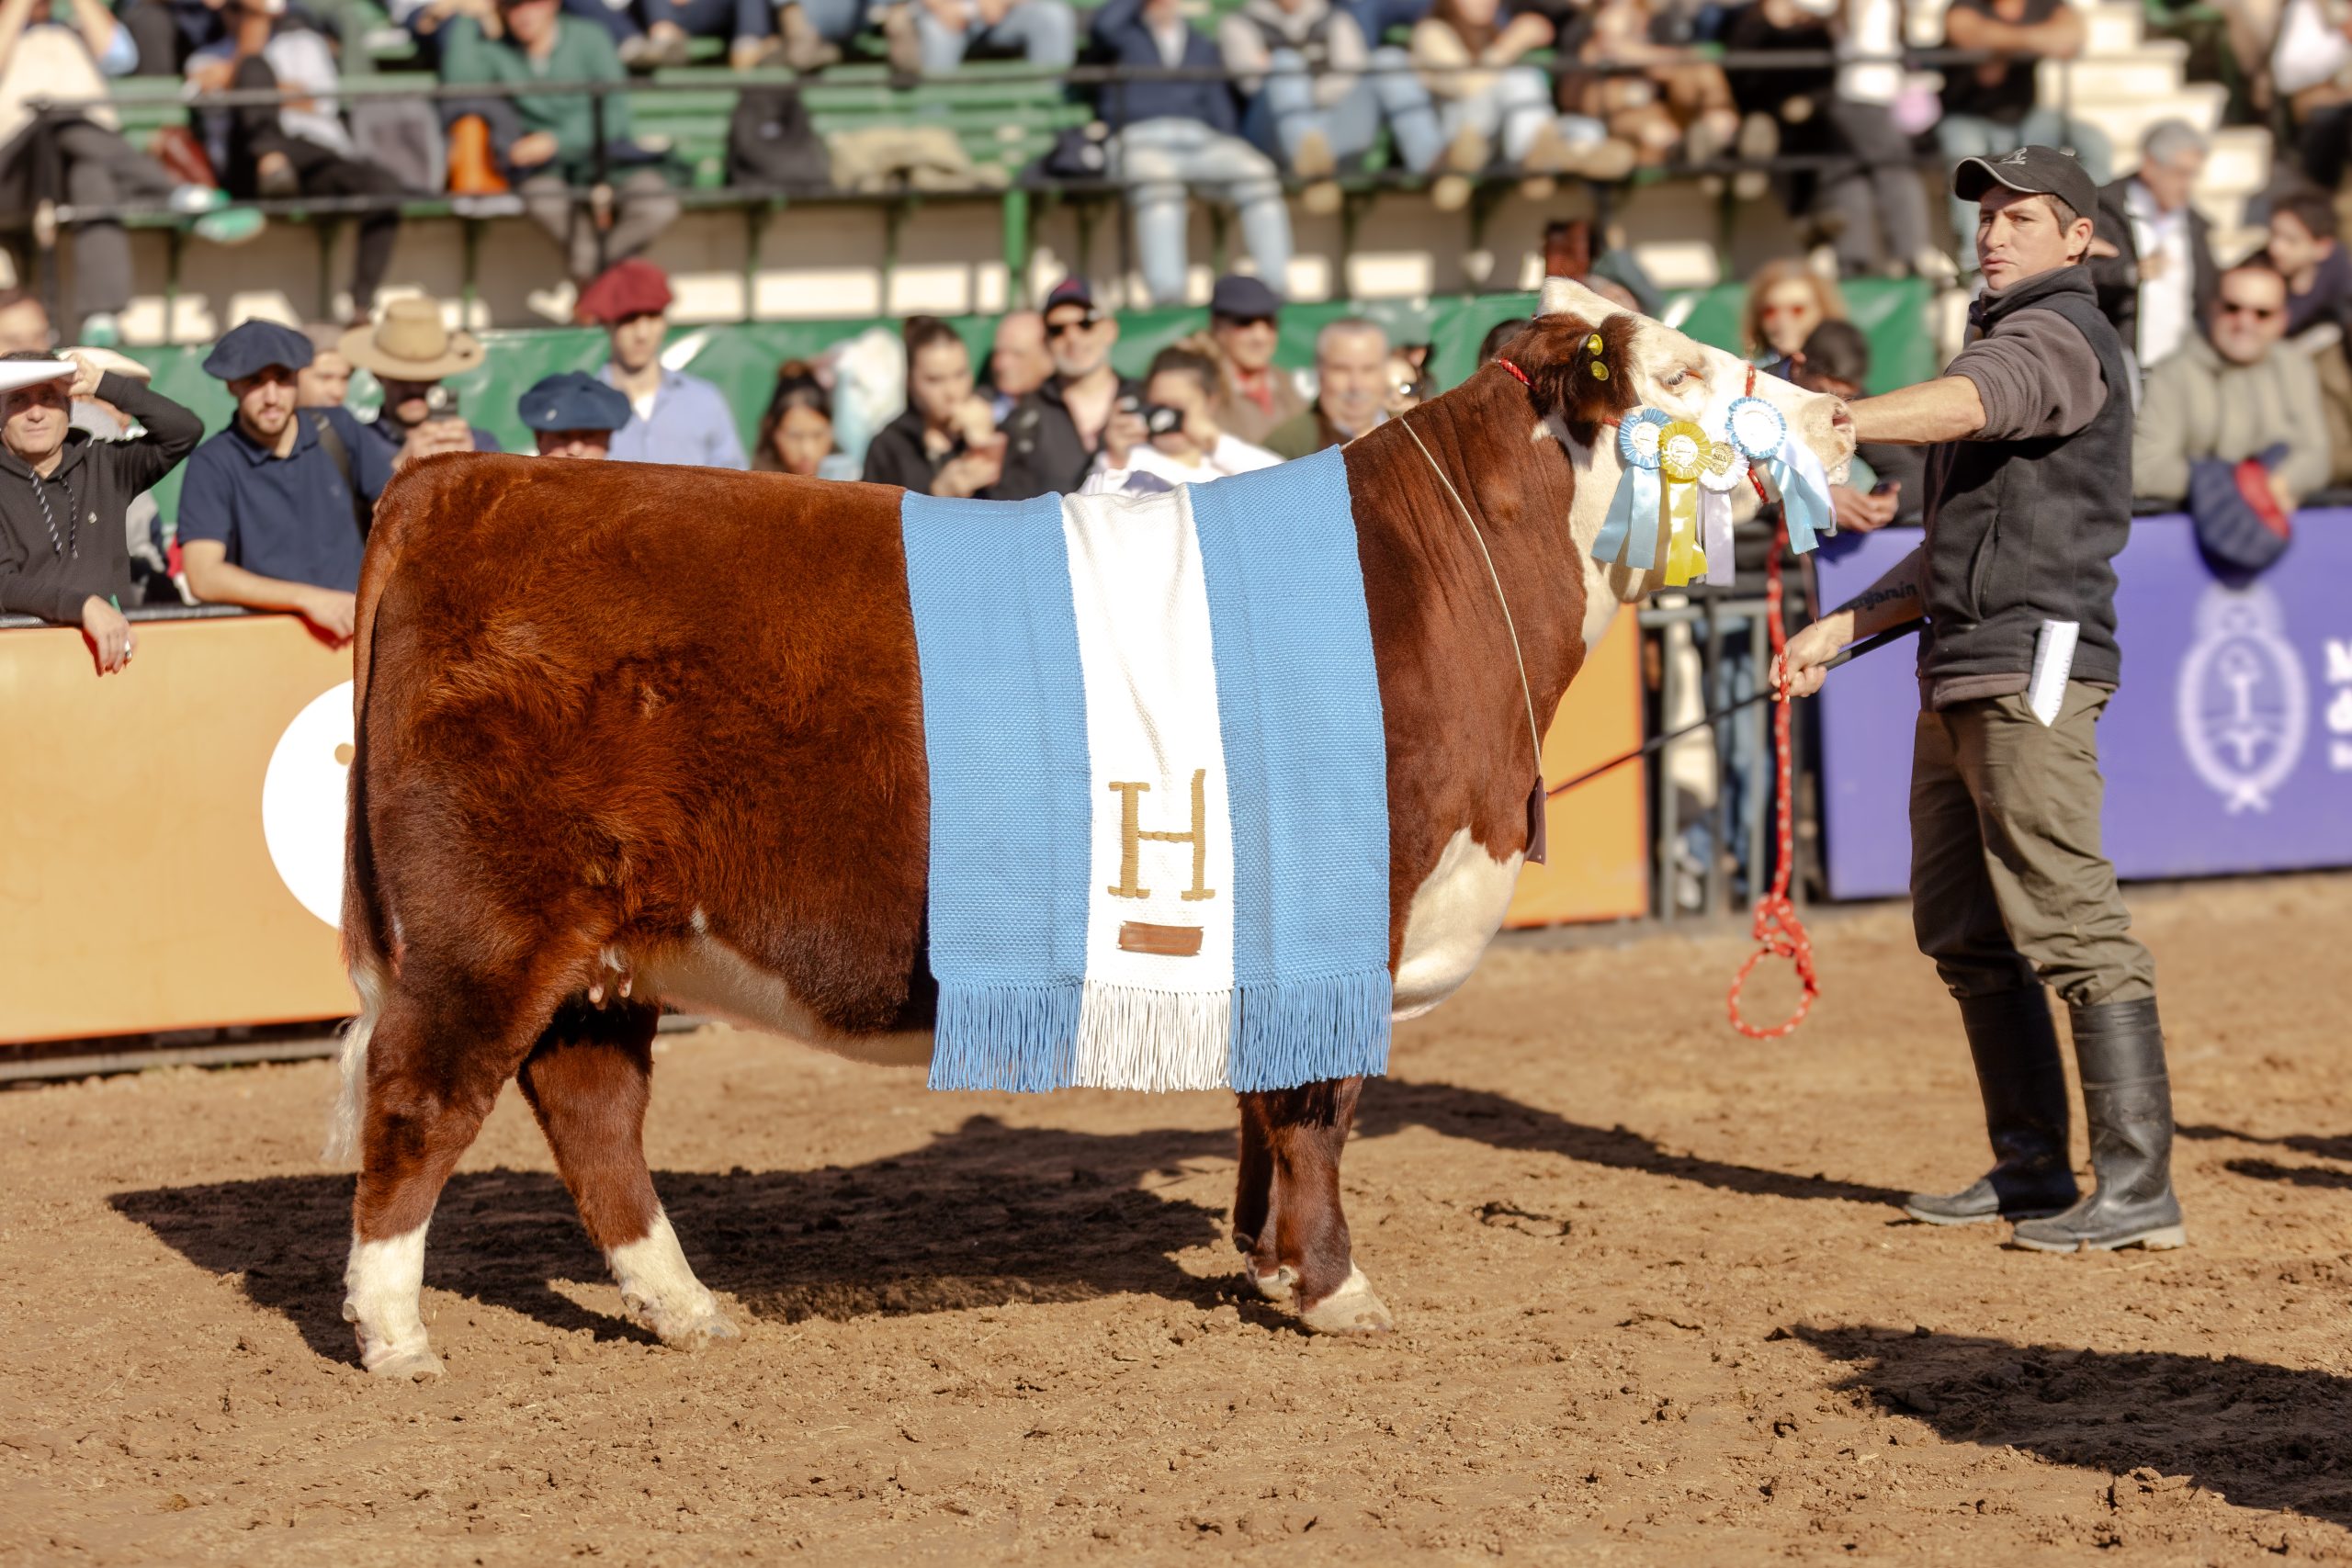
516,999,737,1349
344,982,541,1379
1238,1077,1394,1335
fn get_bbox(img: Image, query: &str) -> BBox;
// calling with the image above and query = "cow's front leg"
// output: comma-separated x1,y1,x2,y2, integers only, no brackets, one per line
518,1000,739,1350
1236,1077,1393,1335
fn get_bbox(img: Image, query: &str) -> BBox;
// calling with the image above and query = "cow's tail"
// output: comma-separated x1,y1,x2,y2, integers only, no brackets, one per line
323,463,428,1167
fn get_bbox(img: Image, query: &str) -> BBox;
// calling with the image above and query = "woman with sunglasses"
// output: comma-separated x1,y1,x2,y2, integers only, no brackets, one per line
1740,259,1849,369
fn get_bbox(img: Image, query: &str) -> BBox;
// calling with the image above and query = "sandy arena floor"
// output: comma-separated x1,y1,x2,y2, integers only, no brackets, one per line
3,874,2349,1565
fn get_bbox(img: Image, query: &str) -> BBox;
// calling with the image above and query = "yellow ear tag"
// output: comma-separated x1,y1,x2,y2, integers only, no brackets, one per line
1590,363,1609,381
1586,333,1603,354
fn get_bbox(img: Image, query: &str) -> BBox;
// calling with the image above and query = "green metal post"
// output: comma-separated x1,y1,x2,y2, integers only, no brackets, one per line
1001,186,1031,306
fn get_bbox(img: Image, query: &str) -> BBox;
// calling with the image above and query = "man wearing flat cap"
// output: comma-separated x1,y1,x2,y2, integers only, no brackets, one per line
518,371,632,459
340,300,503,468
1204,274,1305,446
576,260,744,470
1781,146,2185,1256
176,319,393,644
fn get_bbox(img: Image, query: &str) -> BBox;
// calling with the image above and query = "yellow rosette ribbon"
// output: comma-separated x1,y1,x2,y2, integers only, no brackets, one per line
1656,419,1715,586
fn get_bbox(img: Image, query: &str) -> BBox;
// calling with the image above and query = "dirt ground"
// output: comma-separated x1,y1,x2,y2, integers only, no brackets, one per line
4,875,2350,1566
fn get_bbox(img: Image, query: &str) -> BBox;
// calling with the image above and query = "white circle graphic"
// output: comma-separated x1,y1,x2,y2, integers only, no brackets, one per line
262,682,355,929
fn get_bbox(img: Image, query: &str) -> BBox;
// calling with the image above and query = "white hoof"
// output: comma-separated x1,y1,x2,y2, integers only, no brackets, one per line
610,1210,736,1350
622,1291,741,1351
362,1341,446,1380
1297,1265,1395,1336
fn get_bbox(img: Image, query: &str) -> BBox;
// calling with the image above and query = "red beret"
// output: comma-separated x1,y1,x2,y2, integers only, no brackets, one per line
574,259,673,325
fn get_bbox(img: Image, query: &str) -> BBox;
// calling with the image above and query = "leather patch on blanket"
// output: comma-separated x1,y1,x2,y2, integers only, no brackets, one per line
1117,921,1204,957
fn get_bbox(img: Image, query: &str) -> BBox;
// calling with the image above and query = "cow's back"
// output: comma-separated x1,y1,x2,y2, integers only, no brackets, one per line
353,455,937,1036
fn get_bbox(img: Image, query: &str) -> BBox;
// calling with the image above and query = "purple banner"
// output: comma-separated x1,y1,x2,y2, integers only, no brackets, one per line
1815,512,2352,900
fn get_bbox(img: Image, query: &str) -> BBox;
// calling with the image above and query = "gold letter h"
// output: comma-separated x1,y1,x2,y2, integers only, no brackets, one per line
1107,771,1215,901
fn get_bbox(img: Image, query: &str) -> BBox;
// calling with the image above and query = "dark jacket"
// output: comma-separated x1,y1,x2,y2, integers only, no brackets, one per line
2090,175,2218,364
989,374,1141,500
1920,265,2133,703
1090,0,1240,135
0,372,201,625
861,406,956,492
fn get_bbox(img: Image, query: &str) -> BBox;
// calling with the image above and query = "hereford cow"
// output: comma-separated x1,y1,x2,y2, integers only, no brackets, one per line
330,278,1854,1377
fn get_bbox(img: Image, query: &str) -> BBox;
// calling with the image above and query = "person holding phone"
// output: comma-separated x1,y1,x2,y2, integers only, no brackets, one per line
339,299,503,468
1085,346,1281,497
0,349,202,671
861,317,1005,498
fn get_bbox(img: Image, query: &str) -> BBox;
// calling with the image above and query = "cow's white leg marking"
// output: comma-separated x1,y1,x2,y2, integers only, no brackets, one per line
1298,1264,1395,1335
1393,826,1523,1021
609,1209,739,1349
344,1224,443,1379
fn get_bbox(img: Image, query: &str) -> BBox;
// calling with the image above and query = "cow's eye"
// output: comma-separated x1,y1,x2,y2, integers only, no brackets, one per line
1664,369,1690,388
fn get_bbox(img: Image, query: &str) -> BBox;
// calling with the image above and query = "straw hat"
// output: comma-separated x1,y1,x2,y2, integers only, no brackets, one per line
338,299,486,382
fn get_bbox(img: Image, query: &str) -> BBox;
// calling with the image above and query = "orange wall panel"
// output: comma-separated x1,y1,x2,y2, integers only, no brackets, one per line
1506,609,1648,927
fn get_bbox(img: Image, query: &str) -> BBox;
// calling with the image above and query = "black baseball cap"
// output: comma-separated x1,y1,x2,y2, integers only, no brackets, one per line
1209,274,1282,321
1952,144,2098,221
1043,276,1098,321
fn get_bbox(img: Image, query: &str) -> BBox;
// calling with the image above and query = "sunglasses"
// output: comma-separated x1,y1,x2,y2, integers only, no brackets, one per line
1760,303,1815,319
1046,313,1102,339
2219,299,2281,321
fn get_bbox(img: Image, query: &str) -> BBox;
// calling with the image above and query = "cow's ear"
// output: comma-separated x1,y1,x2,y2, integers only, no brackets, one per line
1515,312,1638,434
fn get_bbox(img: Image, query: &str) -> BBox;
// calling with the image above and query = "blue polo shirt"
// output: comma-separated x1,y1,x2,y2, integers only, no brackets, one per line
601,365,748,469
176,407,392,592
353,412,503,468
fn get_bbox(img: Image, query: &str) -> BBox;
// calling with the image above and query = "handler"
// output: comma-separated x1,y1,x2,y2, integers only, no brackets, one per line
1777,146,2185,1254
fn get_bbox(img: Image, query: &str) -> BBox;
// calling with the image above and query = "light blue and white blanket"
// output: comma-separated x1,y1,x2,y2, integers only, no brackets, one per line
901,446,1391,1093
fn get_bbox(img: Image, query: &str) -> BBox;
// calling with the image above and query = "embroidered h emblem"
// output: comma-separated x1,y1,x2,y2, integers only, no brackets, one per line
1106,771,1216,901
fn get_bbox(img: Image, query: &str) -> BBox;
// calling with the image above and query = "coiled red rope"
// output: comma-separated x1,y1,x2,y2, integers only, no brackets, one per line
1725,519,1818,1039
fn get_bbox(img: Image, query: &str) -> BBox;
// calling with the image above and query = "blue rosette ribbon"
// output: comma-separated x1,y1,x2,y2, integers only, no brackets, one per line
1593,408,1668,571
1723,395,1832,556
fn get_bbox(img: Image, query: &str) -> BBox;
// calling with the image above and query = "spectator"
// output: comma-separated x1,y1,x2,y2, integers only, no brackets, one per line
1092,0,1295,306
2133,261,2331,505
119,0,223,73
438,0,681,284
0,350,199,665
339,299,503,466
380,0,496,49
2090,120,2217,378
773,0,858,68
2260,185,2352,341
1935,0,2112,256
1788,318,1922,526
578,261,748,468
0,0,262,344
1809,0,1942,279
616,0,781,71
189,0,408,321
1204,274,1306,445
1408,0,1631,191
1564,0,1743,175
2274,0,2352,190
1384,345,1432,414
297,321,354,408
861,316,1005,497
1219,0,1455,213
1476,314,1528,366
1087,344,1283,496
1740,258,1847,366
0,286,46,353
175,320,390,642
753,360,856,478
1721,0,1831,220
985,309,1050,419
991,277,1138,499
1264,316,1388,457
875,0,1075,75
518,369,630,458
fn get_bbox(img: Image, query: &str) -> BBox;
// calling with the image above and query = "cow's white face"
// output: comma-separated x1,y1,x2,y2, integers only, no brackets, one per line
1531,276,1857,632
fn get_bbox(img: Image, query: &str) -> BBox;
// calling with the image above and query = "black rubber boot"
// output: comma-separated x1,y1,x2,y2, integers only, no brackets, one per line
2012,998,2186,1252
1903,988,2079,1225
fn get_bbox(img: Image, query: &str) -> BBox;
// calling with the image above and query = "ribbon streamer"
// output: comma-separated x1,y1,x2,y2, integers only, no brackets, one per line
1698,485,1735,585
1766,433,1836,556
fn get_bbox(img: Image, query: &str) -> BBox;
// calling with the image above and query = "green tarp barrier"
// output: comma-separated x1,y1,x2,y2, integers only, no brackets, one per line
122,279,1931,529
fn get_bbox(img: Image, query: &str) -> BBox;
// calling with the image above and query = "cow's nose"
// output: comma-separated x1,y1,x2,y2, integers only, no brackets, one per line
1830,402,1855,434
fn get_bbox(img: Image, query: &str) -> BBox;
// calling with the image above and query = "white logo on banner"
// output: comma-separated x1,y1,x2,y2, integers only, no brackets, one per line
2177,586,2306,813
262,682,354,929
2329,639,2352,773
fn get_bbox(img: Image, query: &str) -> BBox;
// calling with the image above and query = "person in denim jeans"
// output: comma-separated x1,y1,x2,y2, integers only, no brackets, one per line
1093,0,1295,303
1219,0,1452,212
1933,0,2109,255
878,0,1075,72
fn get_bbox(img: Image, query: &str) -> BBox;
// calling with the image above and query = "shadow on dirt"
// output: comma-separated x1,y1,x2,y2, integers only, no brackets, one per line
1794,1324,2352,1529
110,1077,1902,1362
2176,1123,2352,1190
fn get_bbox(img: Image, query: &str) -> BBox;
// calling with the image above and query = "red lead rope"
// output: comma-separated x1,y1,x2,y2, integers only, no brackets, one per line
1726,517,1819,1038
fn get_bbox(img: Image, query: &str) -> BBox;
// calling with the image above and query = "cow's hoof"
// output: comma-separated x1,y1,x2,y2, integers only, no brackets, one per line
625,1291,741,1351
1298,1266,1395,1337
364,1344,446,1381
1249,1263,1299,1304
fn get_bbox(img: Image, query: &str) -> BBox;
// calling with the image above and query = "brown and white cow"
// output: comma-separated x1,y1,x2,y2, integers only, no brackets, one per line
328,278,1853,1377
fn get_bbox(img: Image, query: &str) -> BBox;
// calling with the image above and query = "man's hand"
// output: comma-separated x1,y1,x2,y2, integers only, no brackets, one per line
509,130,560,168
297,586,359,643
950,393,997,450
1771,615,1851,702
80,594,134,674
1102,403,1148,471
397,418,474,467
933,435,1005,499
1831,481,1897,534
64,351,104,400
2267,468,2298,518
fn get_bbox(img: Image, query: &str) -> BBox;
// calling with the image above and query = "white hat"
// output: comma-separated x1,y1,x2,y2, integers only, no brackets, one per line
0,359,74,395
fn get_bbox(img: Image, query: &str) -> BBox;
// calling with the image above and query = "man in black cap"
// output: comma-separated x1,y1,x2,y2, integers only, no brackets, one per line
518,371,633,460
1779,146,2185,1255
176,319,392,644
1204,273,1304,447
989,278,1140,501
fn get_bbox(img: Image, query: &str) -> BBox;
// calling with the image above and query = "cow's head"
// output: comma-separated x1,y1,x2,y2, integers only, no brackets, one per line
1511,276,1857,630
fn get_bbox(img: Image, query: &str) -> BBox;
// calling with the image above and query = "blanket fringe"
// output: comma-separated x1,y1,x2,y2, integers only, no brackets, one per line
1230,968,1393,1092
1073,983,1233,1092
927,985,1080,1092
